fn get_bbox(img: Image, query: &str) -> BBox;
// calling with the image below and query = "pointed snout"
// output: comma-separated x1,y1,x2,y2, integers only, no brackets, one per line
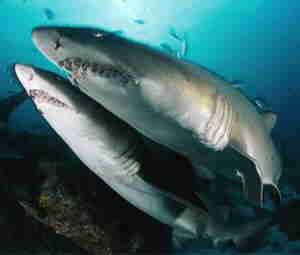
15,64,35,93
32,27,62,60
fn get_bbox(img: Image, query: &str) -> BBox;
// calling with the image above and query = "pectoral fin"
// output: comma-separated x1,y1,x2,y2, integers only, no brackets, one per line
236,168,263,207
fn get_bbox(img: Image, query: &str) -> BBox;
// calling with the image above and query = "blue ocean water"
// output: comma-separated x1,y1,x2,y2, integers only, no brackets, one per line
1,0,300,254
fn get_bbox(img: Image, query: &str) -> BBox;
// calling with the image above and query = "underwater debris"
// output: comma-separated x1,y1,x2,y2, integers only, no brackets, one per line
0,166,86,254
16,159,114,255
14,156,165,254
36,185,113,254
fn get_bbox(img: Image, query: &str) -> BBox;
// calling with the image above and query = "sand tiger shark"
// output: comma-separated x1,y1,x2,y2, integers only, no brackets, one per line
31,27,282,207
15,64,276,249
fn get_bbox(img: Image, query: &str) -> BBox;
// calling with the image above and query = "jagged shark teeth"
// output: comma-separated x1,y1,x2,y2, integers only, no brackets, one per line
58,57,138,88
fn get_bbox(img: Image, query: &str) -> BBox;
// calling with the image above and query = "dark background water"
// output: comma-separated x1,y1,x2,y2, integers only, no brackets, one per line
1,0,299,164
0,1,300,254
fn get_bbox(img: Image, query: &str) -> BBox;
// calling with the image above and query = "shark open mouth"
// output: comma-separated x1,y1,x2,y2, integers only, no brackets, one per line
58,57,139,88
29,89,72,110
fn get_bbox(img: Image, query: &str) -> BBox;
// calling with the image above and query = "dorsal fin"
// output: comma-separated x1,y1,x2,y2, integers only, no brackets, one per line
263,111,277,132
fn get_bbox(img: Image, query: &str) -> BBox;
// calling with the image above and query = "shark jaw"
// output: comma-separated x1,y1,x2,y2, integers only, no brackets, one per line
15,64,75,114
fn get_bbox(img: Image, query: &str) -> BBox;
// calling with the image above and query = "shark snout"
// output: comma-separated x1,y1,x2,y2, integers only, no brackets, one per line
32,27,62,60
15,64,35,93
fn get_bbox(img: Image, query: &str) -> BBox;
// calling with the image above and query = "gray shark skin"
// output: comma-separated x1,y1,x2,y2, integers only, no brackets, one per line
15,64,275,249
31,27,282,207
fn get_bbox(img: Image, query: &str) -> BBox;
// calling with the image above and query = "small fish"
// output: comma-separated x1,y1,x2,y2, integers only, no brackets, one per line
133,19,145,25
168,28,187,59
169,27,182,41
44,8,55,20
